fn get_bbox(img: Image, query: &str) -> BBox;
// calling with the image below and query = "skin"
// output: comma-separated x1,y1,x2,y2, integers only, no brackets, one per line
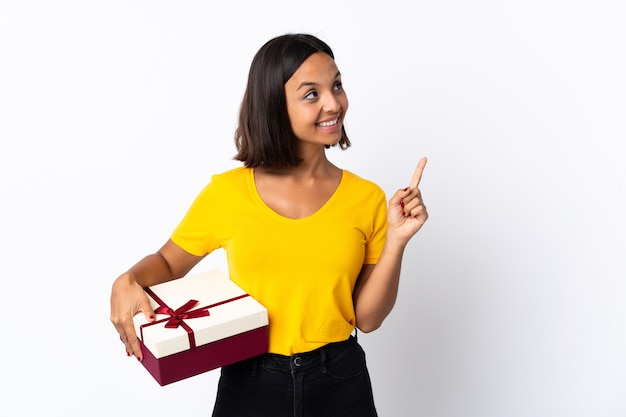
110,51,428,360
254,52,347,219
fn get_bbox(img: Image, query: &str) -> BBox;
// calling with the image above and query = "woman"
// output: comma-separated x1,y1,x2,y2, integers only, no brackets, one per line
110,33,428,417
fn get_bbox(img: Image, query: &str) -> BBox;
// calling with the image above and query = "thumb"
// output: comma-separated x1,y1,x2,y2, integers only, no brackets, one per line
139,296,156,322
389,187,412,215
391,186,411,205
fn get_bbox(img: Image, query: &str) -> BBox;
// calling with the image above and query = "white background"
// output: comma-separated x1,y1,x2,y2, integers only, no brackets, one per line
1,1,625,416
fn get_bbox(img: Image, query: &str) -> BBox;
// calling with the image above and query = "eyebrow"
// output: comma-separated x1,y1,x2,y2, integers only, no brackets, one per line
296,71,341,91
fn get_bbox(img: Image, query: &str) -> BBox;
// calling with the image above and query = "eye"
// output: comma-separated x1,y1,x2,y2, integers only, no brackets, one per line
333,81,343,92
304,90,318,100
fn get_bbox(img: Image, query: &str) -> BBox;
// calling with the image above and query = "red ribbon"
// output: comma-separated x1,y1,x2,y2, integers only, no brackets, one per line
155,299,210,329
140,287,250,350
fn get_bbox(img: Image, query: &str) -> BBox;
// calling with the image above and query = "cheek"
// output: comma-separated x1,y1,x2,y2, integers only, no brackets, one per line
338,94,349,115
288,113,305,131
286,101,308,127
290,109,315,128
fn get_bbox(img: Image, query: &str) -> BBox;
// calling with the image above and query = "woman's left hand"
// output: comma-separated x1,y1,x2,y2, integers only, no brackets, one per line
387,157,429,243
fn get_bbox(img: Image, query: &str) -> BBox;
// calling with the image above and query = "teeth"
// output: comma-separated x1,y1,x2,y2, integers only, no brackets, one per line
317,118,338,127
318,119,339,127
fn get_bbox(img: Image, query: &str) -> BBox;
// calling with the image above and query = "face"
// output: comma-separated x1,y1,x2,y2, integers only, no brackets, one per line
284,52,348,149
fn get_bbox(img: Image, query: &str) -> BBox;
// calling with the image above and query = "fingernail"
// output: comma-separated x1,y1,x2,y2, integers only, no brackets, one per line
404,187,409,191
402,211,406,216
127,351,131,357
137,356,142,362
149,315,155,321
400,201,405,208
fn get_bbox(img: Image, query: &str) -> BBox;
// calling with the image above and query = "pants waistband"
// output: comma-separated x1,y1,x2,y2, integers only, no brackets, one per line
255,335,357,372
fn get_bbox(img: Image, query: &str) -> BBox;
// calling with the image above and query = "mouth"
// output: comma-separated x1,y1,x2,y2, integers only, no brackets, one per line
316,117,340,127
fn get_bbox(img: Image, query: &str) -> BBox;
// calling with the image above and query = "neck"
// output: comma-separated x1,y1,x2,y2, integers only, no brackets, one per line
261,146,337,179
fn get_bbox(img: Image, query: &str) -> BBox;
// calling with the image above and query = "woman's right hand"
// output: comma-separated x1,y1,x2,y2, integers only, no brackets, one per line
110,273,156,361
109,240,206,360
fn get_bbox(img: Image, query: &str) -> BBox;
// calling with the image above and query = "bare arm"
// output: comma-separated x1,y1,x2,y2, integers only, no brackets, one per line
110,239,205,360
353,158,428,332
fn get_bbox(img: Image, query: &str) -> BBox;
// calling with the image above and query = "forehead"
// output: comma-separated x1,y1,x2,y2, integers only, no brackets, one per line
286,52,339,87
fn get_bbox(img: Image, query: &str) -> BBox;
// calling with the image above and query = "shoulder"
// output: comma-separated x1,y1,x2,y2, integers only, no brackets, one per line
203,166,251,189
210,166,250,182
194,166,252,200
342,170,385,196
339,170,387,211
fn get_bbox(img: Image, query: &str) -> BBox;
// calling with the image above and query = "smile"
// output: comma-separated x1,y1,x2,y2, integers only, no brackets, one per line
316,117,339,127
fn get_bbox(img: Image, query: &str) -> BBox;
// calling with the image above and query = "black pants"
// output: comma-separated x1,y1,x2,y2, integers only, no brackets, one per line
212,335,378,417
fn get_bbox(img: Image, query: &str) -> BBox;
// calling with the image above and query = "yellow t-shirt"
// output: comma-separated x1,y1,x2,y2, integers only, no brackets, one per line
171,167,387,355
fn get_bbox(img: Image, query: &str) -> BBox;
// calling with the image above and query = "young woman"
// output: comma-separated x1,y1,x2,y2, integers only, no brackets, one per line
110,33,428,417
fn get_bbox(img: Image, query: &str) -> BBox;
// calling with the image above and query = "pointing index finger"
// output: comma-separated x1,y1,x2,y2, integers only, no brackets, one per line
410,157,427,189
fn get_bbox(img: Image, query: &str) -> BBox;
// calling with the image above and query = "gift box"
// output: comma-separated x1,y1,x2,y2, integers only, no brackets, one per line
133,269,269,386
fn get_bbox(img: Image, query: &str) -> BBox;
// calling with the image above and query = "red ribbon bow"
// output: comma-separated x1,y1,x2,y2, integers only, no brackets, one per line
141,287,250,350
155,299,211,329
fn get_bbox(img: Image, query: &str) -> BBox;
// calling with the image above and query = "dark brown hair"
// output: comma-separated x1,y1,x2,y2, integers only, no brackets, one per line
234,33,351,168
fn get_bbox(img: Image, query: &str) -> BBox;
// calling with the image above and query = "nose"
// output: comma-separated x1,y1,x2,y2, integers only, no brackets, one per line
322,92,341,113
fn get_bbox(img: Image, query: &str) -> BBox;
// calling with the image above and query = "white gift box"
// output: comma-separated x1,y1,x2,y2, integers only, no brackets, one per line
132,269,269,385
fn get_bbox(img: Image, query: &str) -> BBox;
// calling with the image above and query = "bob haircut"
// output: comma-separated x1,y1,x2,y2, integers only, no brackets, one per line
234,33,351,168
